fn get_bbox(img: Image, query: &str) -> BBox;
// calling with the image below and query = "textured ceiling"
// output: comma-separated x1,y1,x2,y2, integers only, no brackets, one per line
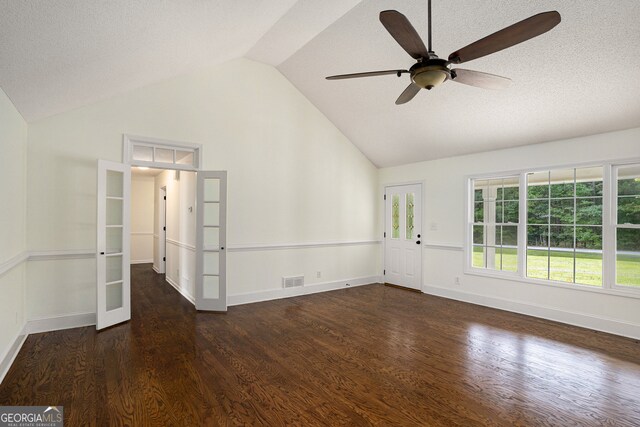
2,1,639,167
0,0,299,121
279,0,640,167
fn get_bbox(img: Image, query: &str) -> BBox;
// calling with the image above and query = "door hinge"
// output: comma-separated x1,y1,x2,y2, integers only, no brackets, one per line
384,194,386,200
383,269,386,275
163,257,166,261
163,226,166,231
164,196,166,200
384,232,386,238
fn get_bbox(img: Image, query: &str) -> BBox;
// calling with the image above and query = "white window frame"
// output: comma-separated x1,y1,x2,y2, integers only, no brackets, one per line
123,134,202,170
468,175,521,277
612,161,640,291
464,158,640,299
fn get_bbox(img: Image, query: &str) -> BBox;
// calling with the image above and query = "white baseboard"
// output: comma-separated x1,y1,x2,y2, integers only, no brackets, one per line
131,259,153,265
228,275,381,306
422,285,640,340
25,312,96,335
165,276,195,305
0,332,27,384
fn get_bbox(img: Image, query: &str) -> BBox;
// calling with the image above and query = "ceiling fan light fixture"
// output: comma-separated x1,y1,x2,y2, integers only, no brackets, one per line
412,66,450,89
325,3,561,104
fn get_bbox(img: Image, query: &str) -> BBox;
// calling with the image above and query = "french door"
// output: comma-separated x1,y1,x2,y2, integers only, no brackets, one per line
195,171,227,311
96,160,131,329
384,184,422,290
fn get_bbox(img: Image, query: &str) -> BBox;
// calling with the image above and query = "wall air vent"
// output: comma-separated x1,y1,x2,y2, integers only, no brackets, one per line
283,275,304,288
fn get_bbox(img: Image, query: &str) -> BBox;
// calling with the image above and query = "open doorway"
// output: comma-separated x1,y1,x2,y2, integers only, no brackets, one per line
96,136,227,330
130,167,197,304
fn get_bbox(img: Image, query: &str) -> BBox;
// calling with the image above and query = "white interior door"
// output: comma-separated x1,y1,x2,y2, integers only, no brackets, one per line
96,160,131,330
384,184,422,290
196,171,227,311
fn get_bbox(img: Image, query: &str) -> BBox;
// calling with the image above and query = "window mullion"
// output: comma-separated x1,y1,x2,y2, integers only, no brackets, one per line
603,164,615,289
518,172,527,278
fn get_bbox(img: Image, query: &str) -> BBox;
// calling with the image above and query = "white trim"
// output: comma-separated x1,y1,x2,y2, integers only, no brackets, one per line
166,238,196,252
228,275,381,306
0,252,28,277
423,242,463,251
152,265,161,274
0,332,27,385
422,285,640,340
0,241,382,265
463,157,640,180
29,249,95,261
131,259,154,265
227,239,381,252
24,312,96,335
131,231,154,236
165,275,195,305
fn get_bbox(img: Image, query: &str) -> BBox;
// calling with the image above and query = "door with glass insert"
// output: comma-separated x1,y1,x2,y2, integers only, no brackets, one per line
96,160,131,330
196,171,227,311
384,184,422,290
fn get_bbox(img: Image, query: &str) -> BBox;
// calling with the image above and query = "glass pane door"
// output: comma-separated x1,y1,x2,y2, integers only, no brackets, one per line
196,171,227,311
96,160,131,330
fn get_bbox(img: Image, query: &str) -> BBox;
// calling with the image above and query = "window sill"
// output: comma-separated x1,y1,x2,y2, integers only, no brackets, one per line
463,267,640,300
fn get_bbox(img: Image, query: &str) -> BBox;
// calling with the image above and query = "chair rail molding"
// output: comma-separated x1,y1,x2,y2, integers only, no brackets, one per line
227,239,381,252
0,252,28,277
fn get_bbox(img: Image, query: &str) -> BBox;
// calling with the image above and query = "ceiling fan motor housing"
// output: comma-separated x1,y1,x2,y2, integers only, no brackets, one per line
410,58,450,90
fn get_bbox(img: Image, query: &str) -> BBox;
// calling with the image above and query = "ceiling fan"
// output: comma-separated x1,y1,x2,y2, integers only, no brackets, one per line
326,1,561,104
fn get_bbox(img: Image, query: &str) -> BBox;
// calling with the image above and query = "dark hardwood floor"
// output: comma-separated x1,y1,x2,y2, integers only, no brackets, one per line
1,264,639,426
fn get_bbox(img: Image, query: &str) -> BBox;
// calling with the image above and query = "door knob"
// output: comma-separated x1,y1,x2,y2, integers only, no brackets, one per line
416,241,421,245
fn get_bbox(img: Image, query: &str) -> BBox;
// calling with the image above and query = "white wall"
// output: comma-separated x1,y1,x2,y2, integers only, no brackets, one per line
24,58,379,319
0,87,28,378
153,170,196,301
379,127,640,339
131,174,154,263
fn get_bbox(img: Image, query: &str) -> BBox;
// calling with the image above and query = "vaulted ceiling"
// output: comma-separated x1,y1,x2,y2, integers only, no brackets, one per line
2,1,639,167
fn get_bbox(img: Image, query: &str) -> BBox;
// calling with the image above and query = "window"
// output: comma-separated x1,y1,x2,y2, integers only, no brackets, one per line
471,176,519,273
467,161,640,294
124,135,201,170
392,194,400,239
615,164,640,288
526,167,603,286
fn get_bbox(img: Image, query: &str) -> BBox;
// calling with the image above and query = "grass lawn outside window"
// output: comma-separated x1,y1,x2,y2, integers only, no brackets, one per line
472,246,640,288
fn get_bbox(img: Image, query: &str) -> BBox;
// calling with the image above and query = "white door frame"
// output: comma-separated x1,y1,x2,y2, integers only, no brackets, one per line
118,134,227,313
382,181,425,291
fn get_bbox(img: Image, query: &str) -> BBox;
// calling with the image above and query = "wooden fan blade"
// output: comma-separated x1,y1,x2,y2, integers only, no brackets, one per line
326,70,408,80
396,83,421,105
451,69,512,90
380,10,429,60
448,11,561,64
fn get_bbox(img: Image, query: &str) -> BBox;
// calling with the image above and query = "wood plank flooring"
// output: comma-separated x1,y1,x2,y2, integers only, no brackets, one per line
1,264,639,426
